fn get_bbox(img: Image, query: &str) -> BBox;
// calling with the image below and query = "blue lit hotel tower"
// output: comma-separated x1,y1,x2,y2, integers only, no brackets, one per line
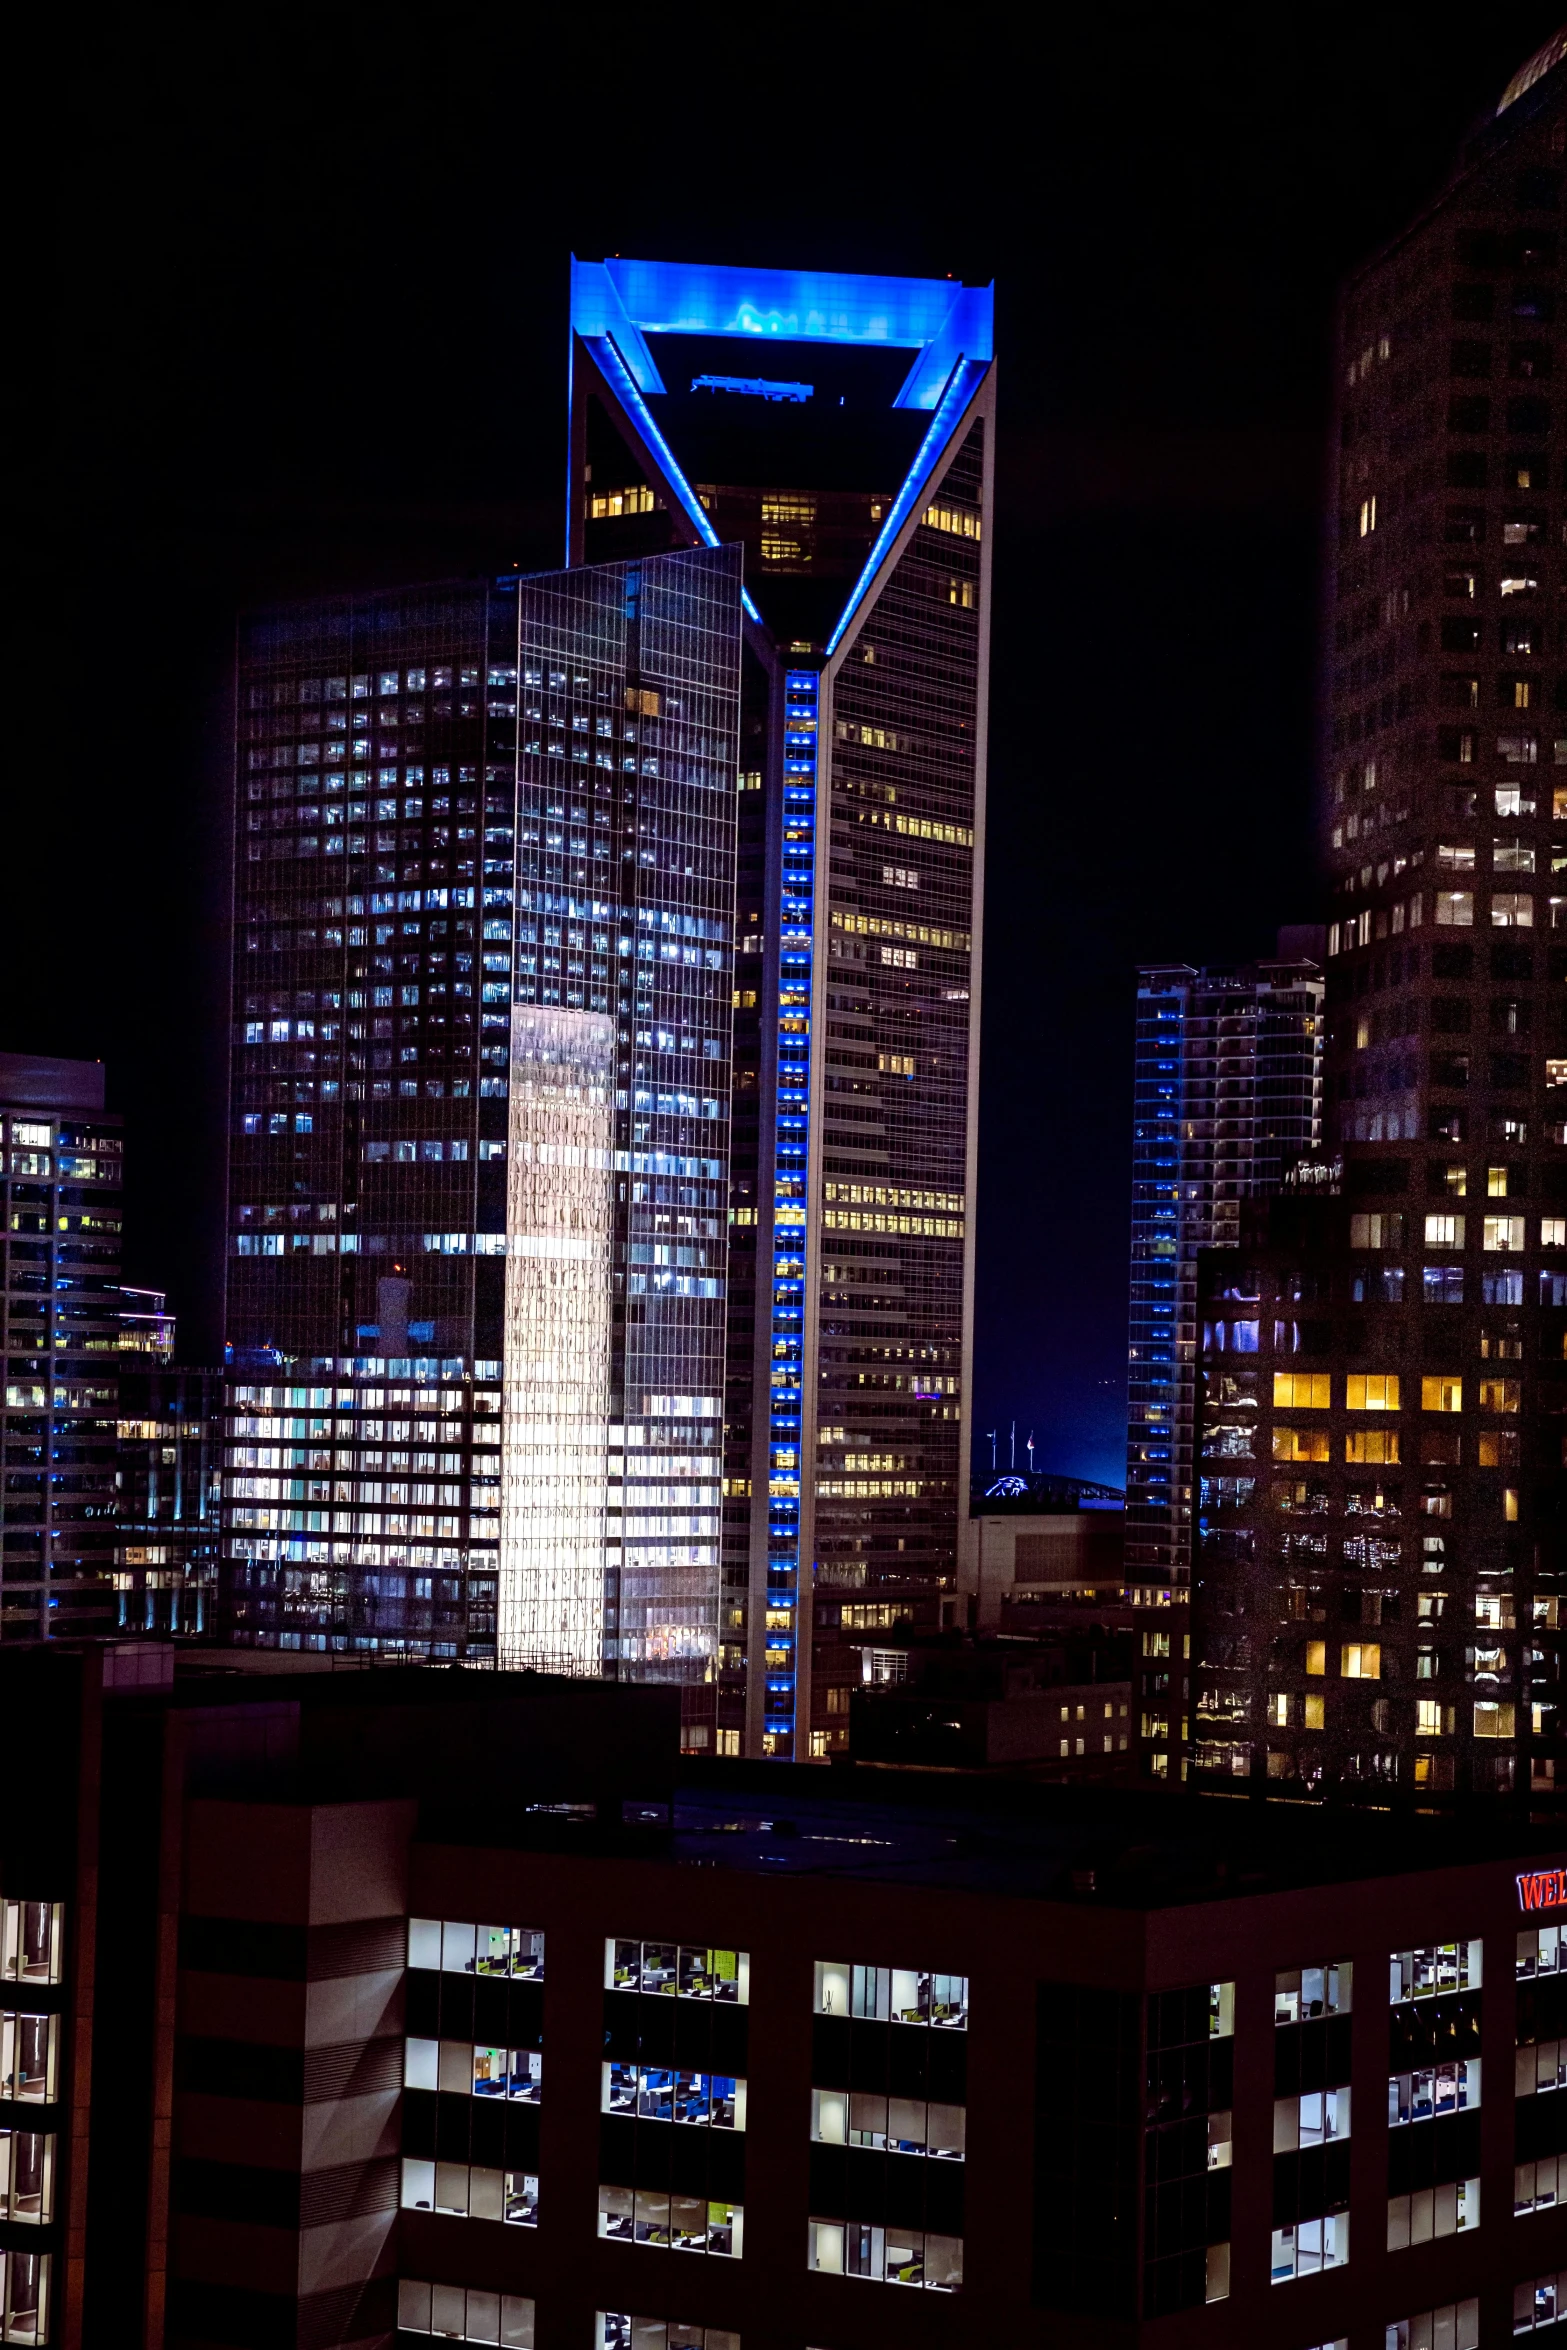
568,260,993,1758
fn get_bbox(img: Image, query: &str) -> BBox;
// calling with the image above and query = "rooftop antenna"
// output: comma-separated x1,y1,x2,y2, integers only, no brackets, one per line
1026,1429,1036,1474
986,1429,997,1472
1009,1420,1016,1471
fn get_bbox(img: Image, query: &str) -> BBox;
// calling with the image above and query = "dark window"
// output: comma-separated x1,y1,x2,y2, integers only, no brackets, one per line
1034,1984,1139,2315
1432,945,1475,980
1451,284,1495,321
1446,453,1488,490
1508,396,1553,437
1449,341,1492,377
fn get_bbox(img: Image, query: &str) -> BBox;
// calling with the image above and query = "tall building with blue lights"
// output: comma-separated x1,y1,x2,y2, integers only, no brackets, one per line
568,258,994,1758
1124,953,1324,1779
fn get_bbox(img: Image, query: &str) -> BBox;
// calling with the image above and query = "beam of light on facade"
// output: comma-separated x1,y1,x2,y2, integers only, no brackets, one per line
499,1006,616,1673
823,359,984,658
582,335,763,625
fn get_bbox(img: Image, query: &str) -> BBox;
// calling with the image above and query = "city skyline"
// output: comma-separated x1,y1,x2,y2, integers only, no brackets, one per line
23,16,1567,1496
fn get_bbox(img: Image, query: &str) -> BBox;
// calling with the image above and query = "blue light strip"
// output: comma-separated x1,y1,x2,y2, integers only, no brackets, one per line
585,335,763,626
762,669,820,1758
822,359,984,658
579,258,993,365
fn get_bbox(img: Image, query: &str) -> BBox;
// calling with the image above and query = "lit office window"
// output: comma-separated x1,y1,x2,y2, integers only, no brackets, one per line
399,2160,535,2227
397,2280,534,2343
0,2017,58,2105
0,2248,51,2344
812,1963,967,2027
0,2130,55,2223
597,2187,741,2256
1386,1945,1481,2250
0,1908,62,1990
406,1919,544,1977
596,2318,738,2349
605,1942,748,2002
807,2218,961,2290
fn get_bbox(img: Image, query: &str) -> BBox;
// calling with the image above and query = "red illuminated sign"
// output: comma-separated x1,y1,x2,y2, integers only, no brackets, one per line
1518,1869,1567,1913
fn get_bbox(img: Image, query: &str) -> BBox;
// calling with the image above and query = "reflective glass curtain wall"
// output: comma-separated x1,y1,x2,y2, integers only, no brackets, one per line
223,553,742,1679
509,549,742,1685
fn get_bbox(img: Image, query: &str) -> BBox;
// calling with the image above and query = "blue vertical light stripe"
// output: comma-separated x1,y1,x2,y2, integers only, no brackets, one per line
762,668,820,1756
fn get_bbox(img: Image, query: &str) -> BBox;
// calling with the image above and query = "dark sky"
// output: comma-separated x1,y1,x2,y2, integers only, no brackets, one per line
12,5,1563,1482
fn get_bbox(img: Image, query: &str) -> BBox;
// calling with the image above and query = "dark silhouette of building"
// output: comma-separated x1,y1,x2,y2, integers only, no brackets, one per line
1190,29,1567,1808
7,1638,1567,2345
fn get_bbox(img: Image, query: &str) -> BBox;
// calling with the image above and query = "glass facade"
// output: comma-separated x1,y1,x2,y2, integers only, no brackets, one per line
569,259,994,1757
113,1358,222,1636
1125,963,1325,1581
221,549,742,1679
0,1057,123,1642
1189,52,1567,1807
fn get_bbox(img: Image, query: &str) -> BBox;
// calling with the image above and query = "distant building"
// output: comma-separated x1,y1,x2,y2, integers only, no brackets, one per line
958,1470,1124,1632
1189,27,1567,1810
0,1052,122,1641
848,1632,1133,1773
114,1355,222,1636
1123,954,1324,1779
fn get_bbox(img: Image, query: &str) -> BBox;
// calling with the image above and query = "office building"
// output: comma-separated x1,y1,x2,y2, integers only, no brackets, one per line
1189,30,1567,1806
0,1053,123,1642
568,258,994,1758
1122,957,1324,1779
11,1641,1567,2348
220,548,743,1719
113,1356,222,1637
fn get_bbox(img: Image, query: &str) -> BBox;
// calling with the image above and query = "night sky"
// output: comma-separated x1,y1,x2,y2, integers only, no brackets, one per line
13,7,1563,1485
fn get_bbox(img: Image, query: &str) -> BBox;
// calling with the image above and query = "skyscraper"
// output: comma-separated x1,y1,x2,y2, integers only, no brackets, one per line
568,259,994,1757
1190,30,1567,1805
0,1053,123,1642
220,548,744,1725
1125,955,1327,1582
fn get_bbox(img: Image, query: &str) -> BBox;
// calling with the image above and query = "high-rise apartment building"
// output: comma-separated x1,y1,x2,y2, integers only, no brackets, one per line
220,550,743,1729
0,1053,123,1642
1190,31,1567,1805
568,259,993,1757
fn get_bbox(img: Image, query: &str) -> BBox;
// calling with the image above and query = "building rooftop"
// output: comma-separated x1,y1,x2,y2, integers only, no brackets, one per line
659,1762,1566,1908
0,1051,107,1111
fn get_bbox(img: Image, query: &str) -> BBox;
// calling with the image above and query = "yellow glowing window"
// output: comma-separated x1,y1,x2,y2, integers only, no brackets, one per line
588,484,654,519
1345,1429,1400,1464
1341,1643,1381,1680
1274,1372,1331,1408
1303,1694,1325,1730
1273,1428,1330,1462
1422,1376,1463,1412
923,501,982,540
1505,1487,1520,1521
1305,1643,1326,1677
1346,1374,1400,1411
1479,1378,1521,1414
1474,1701,1516,1739
1416,1699,1448,1737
